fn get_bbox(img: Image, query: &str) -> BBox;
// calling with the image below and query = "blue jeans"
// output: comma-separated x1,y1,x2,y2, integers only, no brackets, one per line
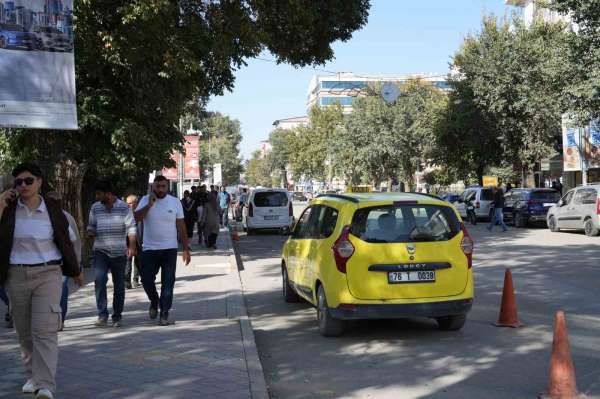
140,249,178,313
94,251,127,321
488,208,507,231
60,277,68,321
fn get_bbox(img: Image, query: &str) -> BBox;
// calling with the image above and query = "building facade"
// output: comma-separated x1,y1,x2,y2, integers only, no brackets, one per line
306,72,450,113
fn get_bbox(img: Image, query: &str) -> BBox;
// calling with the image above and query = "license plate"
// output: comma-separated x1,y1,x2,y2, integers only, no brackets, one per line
388,271,436,284
543,203,554,207
264,215,279,220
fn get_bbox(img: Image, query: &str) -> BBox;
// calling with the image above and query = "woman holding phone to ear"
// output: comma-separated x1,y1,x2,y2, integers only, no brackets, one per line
0,163,83,399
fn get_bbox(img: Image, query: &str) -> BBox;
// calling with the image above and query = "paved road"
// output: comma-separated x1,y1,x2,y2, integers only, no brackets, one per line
237,224,600,399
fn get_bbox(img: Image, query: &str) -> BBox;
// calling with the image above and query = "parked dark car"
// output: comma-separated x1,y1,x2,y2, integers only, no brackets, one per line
0,23,37,50
504,188,561,227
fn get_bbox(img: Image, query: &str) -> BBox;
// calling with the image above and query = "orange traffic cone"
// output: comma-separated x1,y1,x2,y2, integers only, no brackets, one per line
539,311,584,398
493,268,522,328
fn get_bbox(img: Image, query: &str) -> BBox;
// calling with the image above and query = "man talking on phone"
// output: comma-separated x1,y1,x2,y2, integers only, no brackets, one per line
134,175,191,326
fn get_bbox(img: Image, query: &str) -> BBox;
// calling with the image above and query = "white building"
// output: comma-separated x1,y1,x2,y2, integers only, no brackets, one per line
506,0,571,26
307,72,450,113
272,116,309,130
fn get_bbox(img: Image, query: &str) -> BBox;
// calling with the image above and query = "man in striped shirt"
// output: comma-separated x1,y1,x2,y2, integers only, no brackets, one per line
87,180,137,327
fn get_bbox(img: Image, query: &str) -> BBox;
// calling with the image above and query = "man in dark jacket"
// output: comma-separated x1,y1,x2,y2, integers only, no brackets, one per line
487,187,508,232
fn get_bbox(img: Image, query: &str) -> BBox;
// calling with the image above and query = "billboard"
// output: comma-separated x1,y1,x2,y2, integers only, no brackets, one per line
183,135,200,179
161,135,200,181
0,0,77,129
563,122,581,172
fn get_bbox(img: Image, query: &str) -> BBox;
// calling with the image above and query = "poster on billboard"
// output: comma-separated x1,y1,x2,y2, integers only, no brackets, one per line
562,120,581,172
183,135,200,179
0,0,77,129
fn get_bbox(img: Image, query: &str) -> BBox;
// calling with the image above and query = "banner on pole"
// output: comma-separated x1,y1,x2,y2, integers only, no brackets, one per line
0,0,77,129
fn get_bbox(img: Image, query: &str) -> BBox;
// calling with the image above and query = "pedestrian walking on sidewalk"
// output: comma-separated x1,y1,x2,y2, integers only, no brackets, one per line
125,195,143,289
202,193,220,249
195,185,209,246
218,187,231,227
181,190,196,238
135,175,191,326
0,285,12,328
487,187,508,232
87,180,137,328
45,192,82,331
0,163,83,399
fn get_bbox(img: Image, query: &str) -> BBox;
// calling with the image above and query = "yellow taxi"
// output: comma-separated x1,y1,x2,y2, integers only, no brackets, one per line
281,192,474,336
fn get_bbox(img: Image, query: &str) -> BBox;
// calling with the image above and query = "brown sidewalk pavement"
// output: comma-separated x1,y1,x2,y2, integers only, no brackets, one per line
0,228,268,399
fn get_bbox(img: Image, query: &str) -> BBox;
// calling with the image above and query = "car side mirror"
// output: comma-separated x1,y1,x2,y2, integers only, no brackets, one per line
457,199,464,203
557,200,564,207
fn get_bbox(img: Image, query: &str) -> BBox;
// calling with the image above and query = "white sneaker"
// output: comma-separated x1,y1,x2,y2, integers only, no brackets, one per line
35,388,54,399
22,379,35,394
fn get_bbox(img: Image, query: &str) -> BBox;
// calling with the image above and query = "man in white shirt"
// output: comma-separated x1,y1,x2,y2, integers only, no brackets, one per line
135,175,190,326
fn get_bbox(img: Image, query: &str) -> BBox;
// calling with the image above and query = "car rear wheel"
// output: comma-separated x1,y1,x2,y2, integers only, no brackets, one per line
436,314,466,331
317,285,345,337
282,265,300,303
548,216,559,232
584,218,599,237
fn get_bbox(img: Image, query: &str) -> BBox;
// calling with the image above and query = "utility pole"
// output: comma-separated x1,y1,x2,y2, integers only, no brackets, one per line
177,117,184,198
580,126,588,185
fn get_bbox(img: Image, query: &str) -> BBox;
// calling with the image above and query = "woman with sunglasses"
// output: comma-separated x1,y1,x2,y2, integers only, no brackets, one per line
0,163,83,399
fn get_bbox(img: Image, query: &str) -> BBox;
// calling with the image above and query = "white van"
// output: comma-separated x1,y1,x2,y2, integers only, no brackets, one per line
453,186,496,219
243,188,294,234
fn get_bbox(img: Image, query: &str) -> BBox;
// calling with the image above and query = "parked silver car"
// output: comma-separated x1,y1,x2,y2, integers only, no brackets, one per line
547,184,600,236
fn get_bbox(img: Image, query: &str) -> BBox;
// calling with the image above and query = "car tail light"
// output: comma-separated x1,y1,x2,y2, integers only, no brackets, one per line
460,223,474,269
289,201,293,216
475,201,480,209
332,225,354,273
248,203,254,217
597,198,600,215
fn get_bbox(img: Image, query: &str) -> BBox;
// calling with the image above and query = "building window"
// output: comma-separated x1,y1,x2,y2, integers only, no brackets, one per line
320,81,367,90
319,96,355,106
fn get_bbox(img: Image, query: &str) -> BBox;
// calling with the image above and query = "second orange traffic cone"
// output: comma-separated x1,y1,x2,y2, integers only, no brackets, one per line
539,311,584,399
493,268,522,328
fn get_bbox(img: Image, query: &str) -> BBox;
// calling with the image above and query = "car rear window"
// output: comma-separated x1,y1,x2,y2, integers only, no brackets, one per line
530,191,561,202
253,192,289,207
350,204,461,243
480,189,494,201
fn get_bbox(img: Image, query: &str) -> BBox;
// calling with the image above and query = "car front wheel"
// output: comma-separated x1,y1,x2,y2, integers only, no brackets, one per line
584,218,599,237
282,265,300,303
548,216,559,232
436,314,466,331
317,286,345,337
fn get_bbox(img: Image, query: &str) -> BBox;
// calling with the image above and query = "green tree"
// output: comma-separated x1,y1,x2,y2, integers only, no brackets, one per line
553,0,600,121
330,80,445,188
441,16,573,184
0,0,371,228
288,104,344,182
268,128,296,188
245,150,272,187
189,112,244,185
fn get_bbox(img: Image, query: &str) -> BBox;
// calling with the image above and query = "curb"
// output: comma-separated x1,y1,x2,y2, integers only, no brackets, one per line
222,228,270,399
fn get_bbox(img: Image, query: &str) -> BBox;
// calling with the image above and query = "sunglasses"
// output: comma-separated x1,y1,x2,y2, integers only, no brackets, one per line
14,177,36,188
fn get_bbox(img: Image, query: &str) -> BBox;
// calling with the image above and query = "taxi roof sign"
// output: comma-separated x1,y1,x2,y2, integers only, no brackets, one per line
346,185,372,193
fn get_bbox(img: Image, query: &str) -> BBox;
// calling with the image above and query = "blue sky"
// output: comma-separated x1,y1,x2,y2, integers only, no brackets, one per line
207,1,515,160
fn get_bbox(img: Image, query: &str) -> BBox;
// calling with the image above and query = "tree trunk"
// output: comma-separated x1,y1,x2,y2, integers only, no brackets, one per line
51,160,89,266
